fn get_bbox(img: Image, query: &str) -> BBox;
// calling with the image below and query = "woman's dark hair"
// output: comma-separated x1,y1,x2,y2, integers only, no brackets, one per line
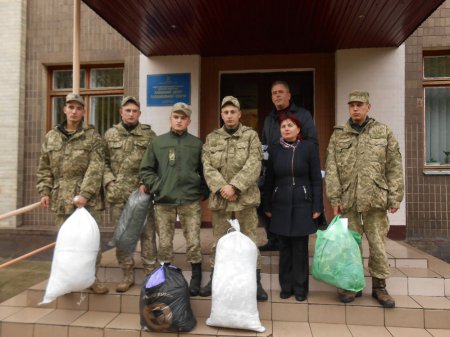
278,114,303,141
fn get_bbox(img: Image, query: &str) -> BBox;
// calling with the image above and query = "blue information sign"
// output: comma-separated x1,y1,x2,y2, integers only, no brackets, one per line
147,73,191,106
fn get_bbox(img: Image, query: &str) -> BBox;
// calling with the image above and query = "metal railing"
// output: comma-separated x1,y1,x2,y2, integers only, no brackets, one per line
0,202,56,270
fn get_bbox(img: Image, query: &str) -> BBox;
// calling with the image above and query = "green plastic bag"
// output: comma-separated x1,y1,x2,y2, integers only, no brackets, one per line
312,215,365,292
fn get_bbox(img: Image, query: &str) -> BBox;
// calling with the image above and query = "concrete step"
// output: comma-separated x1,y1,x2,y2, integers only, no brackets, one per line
2,231,450,337
94,254,450,297
17,277,450,327
1,287,450,337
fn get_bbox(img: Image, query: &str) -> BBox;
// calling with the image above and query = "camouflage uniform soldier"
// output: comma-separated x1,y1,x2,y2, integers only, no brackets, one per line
37,93,108,294
104,96,157,292
200,96,268,301
325,90,404,308
139,102,209,297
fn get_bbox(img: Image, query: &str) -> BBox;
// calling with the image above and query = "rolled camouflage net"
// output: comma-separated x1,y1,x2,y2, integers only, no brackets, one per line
112,189,151,253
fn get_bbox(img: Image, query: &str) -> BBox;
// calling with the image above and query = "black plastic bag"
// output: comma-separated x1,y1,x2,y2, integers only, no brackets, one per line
140,264,196,332
112,189,151,253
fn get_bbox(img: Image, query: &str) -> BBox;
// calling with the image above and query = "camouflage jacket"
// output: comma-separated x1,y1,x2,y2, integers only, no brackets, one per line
104,122,156,206
36,123,105,214
325,118,404,212
202,124,262,211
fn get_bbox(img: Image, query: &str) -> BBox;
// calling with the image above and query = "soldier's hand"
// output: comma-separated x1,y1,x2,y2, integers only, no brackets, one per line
264,211,272,218
220,185,236,200
106,180,115,188
40,196,50,208
333,205,343,215
228,194,238,202
388,207,398,214
139,184,148,194
73,195,88,208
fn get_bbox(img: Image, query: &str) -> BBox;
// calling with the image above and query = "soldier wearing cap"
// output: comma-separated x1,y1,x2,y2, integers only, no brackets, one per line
139,102,209,296
200,96,268,301
37,93,108,294
325,90,404,307
103,96,157,292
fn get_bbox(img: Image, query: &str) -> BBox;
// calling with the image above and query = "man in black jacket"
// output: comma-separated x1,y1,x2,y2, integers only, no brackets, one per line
259,81,319,251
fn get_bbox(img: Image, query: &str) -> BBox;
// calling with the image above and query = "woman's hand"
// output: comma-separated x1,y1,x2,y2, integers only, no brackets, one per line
312,212,321,219
264,211,272,218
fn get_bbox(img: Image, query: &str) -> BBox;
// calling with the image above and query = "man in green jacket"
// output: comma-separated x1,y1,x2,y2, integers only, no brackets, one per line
325,90,404,308
139,102,209,296
104,96,157,292
37,93,108,294
200,96,268,301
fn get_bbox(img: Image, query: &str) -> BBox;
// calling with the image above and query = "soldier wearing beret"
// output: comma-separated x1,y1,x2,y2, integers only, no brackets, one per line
200,96,268,301
104,96,157,292
37,93,108,294
325,90,404,307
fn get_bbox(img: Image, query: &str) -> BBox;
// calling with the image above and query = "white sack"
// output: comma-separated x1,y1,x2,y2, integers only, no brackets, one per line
40,207,100,304
206,219,265,332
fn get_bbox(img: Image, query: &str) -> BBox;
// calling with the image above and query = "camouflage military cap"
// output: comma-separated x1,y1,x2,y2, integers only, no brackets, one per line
221,96,240,109
348,90,370,104
66,93,85,106
121,96,140,107
171,102,192,117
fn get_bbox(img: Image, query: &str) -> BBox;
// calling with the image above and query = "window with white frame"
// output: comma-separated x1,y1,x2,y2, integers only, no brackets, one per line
48,65,124,135
423,54,450,167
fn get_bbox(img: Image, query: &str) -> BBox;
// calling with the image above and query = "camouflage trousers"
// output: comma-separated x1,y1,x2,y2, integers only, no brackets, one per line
344,208,390,279
111,205,157,272
210,207,261,269
55,210,103,270
155,201,202,264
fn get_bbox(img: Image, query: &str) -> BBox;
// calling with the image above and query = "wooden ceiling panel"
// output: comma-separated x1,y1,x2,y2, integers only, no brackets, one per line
83,0,445,56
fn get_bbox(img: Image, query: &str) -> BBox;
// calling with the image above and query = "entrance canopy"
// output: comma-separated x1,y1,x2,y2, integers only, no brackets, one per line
83,0,443,57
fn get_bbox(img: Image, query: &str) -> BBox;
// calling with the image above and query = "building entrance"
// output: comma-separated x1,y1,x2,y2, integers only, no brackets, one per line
219,71,314,135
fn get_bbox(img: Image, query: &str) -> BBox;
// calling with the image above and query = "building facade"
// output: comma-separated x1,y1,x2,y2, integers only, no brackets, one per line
0,0,448,240
405,2,450,238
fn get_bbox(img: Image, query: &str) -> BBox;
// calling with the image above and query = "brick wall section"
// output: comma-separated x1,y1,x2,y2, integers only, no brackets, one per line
0,0,26,228
405,0,450,238
23,0,140,228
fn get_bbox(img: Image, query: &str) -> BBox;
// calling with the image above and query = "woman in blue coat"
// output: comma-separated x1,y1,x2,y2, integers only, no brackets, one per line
263,114,323,301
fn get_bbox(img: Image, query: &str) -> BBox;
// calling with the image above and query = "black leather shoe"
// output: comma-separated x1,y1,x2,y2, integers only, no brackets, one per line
258,241,279,251
295,294,307,302
280,291,292,299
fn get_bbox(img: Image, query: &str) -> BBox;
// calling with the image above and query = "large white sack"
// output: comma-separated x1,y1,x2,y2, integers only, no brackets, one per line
206,219,265,332
40,207,100,304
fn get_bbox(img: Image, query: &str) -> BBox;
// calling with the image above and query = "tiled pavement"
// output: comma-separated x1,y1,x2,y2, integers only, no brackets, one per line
1,228,450,337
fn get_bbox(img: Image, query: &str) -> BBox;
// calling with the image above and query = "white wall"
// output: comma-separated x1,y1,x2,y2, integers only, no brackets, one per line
335,45,406,226
0,0,26,227
139,55,201,136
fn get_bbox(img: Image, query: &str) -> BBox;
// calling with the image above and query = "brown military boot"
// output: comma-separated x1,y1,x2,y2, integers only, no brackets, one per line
89,278,109,294
372,277,395,308
116,268,134,293
338,288,356,303
337,288,362,303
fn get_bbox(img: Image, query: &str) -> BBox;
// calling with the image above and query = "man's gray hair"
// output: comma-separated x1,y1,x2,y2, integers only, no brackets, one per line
271,80,290,92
